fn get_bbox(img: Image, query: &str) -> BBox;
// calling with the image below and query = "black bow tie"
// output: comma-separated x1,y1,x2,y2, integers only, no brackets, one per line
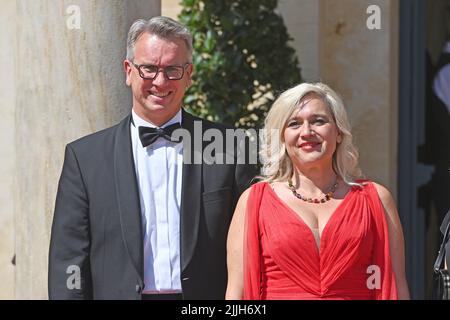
138,123,182,147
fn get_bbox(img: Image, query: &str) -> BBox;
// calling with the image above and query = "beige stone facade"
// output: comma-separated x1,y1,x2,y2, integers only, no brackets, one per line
319,0,399,194
0,0,17,301
1,0,160,299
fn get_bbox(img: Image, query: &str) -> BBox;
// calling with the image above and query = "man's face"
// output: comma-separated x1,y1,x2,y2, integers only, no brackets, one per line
124,33,193,126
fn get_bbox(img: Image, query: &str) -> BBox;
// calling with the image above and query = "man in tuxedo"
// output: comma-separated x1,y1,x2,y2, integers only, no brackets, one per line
48,16,256,300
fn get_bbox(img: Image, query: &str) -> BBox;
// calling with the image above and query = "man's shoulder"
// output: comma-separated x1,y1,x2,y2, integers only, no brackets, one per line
183,110,232,132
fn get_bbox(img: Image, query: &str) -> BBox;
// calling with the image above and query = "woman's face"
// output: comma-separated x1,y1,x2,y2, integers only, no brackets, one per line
283,94,342,170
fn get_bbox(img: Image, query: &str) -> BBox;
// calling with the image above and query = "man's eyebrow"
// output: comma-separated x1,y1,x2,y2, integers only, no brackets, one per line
138,62,183,68
136,62,155,66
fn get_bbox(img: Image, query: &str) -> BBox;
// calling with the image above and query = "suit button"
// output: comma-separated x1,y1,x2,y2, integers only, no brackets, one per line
182,277,189,281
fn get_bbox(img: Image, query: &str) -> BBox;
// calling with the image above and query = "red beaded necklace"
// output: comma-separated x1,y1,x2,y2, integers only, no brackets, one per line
287,178,339,204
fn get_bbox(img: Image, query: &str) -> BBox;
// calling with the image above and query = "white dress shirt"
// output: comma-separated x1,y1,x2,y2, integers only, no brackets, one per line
130,109,183,293
433,41,450,115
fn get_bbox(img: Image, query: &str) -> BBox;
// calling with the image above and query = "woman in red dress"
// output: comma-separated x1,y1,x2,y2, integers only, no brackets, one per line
226,83,410,300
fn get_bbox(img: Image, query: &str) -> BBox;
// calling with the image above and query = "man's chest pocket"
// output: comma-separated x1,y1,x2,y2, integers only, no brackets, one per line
202,187,233,240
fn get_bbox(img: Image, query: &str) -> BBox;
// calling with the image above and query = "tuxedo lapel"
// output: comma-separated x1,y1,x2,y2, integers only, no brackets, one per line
180,110,202,272
112,112,202,279
113,115,144,285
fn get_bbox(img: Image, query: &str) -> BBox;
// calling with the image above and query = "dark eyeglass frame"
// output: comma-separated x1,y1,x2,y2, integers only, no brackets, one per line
131,62,191,80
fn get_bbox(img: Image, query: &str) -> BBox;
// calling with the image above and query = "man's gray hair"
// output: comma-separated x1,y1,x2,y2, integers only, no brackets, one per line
126,16,193,62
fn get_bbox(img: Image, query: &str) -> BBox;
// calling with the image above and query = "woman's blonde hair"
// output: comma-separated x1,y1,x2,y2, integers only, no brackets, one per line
259,82,363,186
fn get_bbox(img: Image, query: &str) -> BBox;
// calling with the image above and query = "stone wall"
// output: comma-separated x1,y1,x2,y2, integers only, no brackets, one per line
1,0,160,299
278,0,320,82
0,0,17,300
320,0,399,195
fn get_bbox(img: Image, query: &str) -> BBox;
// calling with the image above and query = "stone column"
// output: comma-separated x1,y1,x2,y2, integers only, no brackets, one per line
319,0,399,195
0,0,17,300
278,0,320,82
9,0,160,299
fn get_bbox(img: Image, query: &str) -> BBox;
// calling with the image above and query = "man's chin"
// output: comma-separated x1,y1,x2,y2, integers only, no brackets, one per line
143,103,169,113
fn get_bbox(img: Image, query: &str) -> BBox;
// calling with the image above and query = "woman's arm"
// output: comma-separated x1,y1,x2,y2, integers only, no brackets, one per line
225,188,251,300
373,183,410,300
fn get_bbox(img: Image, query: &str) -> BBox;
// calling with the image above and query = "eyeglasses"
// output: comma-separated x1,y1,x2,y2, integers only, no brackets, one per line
131,62,191,80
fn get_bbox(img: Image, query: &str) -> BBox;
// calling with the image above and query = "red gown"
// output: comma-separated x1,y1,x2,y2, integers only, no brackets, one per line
243,181,398,300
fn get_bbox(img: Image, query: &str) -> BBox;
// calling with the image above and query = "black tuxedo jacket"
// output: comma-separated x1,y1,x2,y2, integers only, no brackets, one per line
48,110,257,299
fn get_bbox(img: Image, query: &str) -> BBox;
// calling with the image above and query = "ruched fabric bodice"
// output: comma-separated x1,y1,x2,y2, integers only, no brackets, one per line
243,181,398,300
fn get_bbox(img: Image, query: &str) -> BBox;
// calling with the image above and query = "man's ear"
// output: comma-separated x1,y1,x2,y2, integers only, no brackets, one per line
186,63,194,87
124,60,132,86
